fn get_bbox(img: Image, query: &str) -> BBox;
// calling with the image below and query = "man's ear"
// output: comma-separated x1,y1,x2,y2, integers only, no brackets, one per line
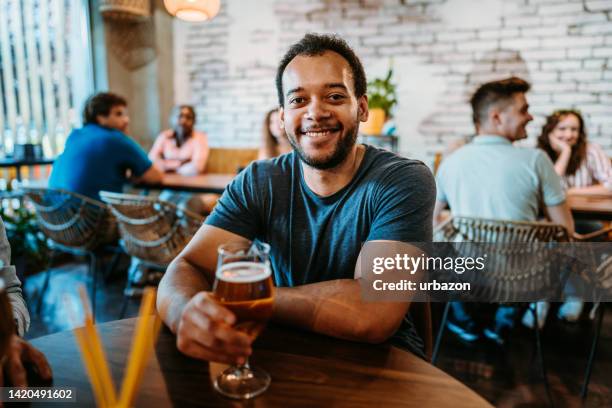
279,107,285,128
358,95,369,123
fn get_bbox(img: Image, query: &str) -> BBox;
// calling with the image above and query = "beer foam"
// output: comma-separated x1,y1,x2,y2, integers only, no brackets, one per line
217,261,271,283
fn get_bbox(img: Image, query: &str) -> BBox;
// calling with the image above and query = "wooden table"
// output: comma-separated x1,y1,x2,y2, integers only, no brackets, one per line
135,173,235,194
31,318,491,407
568,191,612,221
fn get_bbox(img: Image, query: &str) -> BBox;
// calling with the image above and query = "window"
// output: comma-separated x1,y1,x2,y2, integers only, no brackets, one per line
0,0,94,157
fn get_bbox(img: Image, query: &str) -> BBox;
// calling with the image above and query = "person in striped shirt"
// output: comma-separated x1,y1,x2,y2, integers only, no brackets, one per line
537,109,612,193
534,109,612,324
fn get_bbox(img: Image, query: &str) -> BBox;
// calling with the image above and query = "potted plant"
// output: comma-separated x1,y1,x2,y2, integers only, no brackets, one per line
361,66,398,136
0,202,49,281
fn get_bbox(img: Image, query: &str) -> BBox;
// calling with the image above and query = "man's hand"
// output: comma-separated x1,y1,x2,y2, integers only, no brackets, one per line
176,292,253,365
1,335,52,387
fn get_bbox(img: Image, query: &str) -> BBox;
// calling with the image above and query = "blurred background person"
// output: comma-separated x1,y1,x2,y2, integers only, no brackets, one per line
1,217,52,387
258,108,292,159
536,109,612,323
49,92,162,200
538,109,612,194
149,105,209,176
149,105,216,215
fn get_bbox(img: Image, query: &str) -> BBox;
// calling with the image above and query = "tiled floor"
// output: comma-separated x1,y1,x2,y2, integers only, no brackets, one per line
23,260,612,407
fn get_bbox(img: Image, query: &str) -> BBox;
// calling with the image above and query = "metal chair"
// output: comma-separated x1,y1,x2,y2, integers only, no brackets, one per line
431,216,572,406
20,187,118,319
99,191,204,318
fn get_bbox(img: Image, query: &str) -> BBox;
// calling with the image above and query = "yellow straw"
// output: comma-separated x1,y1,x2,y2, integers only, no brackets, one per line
117,288,159,408
78,286,117,407
74,326,108,407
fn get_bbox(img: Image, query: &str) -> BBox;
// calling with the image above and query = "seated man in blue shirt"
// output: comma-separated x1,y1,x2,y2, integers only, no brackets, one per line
49,92,162,200
157,34,436,363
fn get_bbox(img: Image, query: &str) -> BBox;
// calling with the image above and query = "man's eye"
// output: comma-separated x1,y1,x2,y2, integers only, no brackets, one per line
290,97,305,105
329,94,345,101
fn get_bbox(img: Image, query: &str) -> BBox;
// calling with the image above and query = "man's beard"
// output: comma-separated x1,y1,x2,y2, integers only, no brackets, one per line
288,122,359,170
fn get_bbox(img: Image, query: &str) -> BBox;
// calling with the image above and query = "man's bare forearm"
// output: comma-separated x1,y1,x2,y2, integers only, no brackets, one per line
273,279,408,343
157,257,213,333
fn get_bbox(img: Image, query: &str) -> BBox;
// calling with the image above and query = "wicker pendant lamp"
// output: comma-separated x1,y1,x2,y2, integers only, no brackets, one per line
163,0,220,22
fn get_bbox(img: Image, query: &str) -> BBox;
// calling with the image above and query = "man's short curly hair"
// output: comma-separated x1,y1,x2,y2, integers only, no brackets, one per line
275,33,367,107
82,92,127,125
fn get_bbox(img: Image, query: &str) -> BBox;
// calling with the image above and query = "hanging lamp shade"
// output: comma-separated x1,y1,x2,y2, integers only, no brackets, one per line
163,0,221,22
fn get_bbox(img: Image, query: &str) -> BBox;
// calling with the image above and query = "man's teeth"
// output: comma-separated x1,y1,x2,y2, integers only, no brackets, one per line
304,130,334,137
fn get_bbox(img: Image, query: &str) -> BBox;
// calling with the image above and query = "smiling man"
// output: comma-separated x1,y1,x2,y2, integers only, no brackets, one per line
157,34,435,363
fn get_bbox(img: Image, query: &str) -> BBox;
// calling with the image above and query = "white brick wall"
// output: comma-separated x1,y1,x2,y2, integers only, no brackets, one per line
174,0,612,163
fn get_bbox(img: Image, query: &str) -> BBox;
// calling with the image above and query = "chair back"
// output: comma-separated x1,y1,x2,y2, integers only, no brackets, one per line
99,191,203,267
433,216,571,302
21,187,116,250
206,148,258,174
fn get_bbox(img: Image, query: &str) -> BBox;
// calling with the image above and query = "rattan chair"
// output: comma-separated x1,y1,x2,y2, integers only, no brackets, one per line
99,191,204,317
21,187,119,318
431,216,572,405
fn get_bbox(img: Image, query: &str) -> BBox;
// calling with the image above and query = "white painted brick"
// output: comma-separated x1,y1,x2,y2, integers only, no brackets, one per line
593,47,612,57
436,30,477,42
561,70,603,81
500,38,540,49
585,0,612,12
541,60,583,70
579,81,612,93
532,82,577,92
530,71,560,82
478,28,520,40
567,48,592,58
581,22,612,35
540,13,607,26
538,2,585,15
503,16,541,27
362,35,402,46
542,35,604,48
520,25,567,37
603,70,612,80
522,49,567,60
583,59,608,69
457,40,499,52
553,93,599,104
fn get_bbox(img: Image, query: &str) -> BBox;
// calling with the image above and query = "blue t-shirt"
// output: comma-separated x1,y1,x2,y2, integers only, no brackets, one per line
206,145,435,287
49,124,152,200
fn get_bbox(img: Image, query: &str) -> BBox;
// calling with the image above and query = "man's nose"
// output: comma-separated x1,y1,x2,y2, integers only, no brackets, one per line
306,98,331,121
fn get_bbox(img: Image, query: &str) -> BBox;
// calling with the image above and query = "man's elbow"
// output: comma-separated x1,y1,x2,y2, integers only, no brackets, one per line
353,317,401,344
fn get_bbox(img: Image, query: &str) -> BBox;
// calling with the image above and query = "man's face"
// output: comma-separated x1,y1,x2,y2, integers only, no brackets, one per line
177,107,195,135
497,93,533,141
279,51,368,170
97,105,129,133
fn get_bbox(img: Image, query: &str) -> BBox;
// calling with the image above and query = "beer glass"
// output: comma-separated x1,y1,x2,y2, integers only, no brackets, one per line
212,241,274,399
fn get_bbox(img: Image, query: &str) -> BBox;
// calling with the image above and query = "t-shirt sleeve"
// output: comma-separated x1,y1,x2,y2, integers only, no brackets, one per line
367,161,436,243
536,151,566,206
114,133,153,177
205,164,262,240
434,161,448,203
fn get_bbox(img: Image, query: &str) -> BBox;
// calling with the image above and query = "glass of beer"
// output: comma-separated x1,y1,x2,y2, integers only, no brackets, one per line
212,241,274,399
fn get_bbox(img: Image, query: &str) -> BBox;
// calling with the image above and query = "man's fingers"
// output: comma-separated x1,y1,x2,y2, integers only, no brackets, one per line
22,343,53,380
6,354,27,387
195,293,236,325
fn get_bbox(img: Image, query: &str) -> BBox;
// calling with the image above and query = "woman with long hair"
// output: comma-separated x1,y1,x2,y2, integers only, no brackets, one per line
537,109,611,192
532,110,612,324
258,108,292,159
